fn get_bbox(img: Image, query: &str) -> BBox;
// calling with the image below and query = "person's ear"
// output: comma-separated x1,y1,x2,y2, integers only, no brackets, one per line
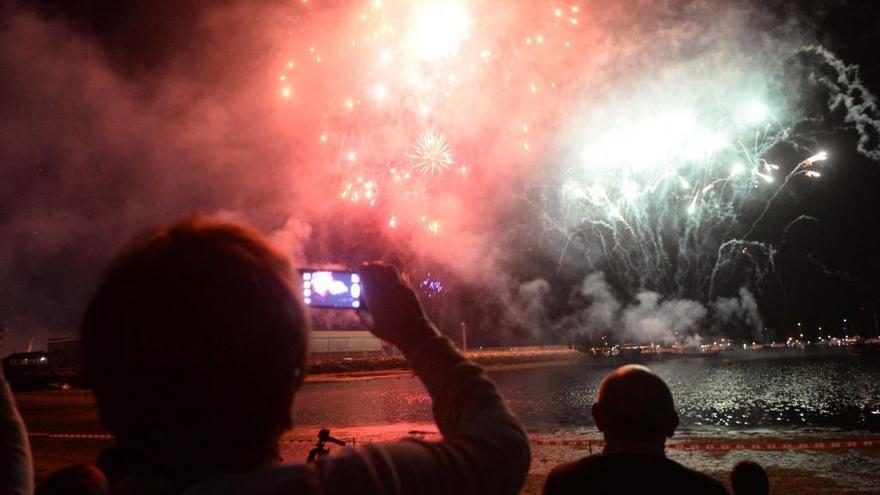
667,412,679,438
592,403,606,432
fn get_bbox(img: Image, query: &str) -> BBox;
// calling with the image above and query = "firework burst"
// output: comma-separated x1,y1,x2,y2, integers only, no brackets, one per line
420,272,446,298
340,176,378,206
274,0,877,321
545,93,833,304
409,130,454,175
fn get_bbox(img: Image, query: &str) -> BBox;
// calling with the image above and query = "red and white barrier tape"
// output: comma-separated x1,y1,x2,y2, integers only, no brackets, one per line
29,433,344,443
29,432,113,440
531,438,880,450
28,432,880,451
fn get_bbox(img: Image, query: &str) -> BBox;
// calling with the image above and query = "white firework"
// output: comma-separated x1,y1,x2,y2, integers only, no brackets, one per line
410,130,454,175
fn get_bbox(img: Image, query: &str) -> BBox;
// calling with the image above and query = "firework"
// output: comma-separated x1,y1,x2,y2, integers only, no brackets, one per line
547,92,831,303
340,176,378,206
277,0,588,241
275,0,873,324
406,1,473,61
420,272,446,298
409,130,454,175
419,215,441,236
802,152,828,167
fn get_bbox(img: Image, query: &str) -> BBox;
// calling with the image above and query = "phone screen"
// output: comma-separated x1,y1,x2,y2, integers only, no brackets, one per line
298,269,365,309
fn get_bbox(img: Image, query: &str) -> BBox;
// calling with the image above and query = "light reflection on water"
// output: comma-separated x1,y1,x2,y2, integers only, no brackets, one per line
294,355,880,433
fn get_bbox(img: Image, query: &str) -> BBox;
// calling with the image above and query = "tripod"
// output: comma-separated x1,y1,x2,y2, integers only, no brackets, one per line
306,429,346,462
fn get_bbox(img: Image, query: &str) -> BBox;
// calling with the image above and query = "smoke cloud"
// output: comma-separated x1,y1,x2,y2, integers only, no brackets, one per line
0,0,874,352
621,292,707,345
796,45,880,161
711,287,764,341
555,272,619,337
520,272,760,345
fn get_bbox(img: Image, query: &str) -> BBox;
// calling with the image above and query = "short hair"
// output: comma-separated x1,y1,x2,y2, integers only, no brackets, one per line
81,215,308,474
594,365,677,442
731,461,769,495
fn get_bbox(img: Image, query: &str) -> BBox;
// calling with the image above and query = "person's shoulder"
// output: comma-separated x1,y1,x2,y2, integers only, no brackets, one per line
662,458,727,493
185,463,319,495
36,464,109,495
545,454,727,495
545,454,679,495
548,453,608,477
545,454,612,489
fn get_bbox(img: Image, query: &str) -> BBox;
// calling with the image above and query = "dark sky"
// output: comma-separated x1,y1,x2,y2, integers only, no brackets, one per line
755,1,880,337
1,0,879,352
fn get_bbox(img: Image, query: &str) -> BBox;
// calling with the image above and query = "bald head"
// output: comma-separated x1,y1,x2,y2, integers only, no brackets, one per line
592,365,678,444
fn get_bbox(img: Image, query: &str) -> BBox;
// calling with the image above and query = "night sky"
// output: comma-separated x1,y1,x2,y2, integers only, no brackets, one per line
1,0,879,353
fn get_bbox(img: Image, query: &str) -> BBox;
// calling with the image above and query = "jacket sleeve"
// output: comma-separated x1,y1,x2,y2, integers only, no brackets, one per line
318,334,531,495
0,379,34,495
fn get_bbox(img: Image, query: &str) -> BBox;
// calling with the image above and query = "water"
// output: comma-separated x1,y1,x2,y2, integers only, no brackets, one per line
294,354,880,435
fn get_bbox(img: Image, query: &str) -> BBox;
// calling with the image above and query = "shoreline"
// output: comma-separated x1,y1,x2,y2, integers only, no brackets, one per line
305,347,581,381
306,357,579,383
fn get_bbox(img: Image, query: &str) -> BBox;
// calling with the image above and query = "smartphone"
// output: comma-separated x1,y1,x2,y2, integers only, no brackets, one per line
298,269,365,309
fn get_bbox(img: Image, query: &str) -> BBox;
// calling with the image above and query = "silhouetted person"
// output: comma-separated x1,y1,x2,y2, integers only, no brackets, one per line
543,365,727,495
37,215,529,494
730,461,769,495
0,364,32,495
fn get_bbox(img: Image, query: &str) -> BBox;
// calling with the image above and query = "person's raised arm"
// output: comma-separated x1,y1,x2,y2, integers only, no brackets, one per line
318,263,530,495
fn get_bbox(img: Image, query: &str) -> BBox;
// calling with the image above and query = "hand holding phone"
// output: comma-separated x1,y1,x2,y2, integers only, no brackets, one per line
357,262,440,353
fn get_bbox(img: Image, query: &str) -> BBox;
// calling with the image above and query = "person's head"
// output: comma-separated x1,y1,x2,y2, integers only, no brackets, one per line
591,365,678,444
81,215,309,477
731,460,769,495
